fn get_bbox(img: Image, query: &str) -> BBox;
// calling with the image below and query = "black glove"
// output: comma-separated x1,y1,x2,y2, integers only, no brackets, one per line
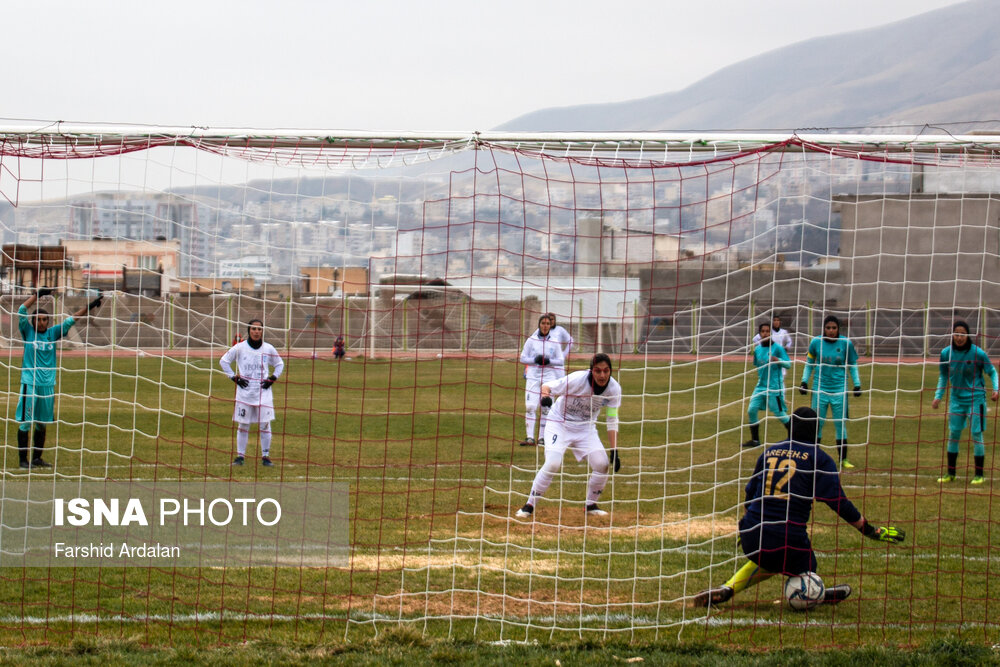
88,295,103,311
853,386,862,398
261,375,277,390
36,287,53,298
609,449,622,473
540,356,550,366
799,382,808,396
862,521,905,543
540,396,553,408
534,354,544,365
232,376,249,389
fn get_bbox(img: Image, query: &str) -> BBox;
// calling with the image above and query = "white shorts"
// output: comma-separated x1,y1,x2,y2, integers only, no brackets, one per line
232,403,275,425
525,369,566,409
544,422,605,462
525,377,542,409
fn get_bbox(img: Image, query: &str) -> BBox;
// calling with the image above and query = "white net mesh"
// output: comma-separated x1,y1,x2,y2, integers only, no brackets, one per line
0,126,998,644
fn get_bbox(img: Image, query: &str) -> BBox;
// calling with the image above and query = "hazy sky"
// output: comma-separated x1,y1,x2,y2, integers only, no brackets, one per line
1,0,969,132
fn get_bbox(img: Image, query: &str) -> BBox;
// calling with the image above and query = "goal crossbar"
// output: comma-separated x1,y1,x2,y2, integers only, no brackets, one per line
2,123,1000,156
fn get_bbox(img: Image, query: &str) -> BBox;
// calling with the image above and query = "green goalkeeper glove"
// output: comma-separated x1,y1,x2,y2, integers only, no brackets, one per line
863,522,905,543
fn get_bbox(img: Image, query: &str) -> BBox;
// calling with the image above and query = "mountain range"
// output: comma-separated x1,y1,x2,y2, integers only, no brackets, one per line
498,0,1000,132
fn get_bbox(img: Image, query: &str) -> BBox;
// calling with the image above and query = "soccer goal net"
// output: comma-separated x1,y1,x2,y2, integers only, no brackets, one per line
1,124,999,646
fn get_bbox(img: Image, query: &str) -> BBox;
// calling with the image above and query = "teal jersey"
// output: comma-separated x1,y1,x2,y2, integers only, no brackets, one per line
935,344,998,403
18,304,75,387
753,342,791,392
802,336,861,393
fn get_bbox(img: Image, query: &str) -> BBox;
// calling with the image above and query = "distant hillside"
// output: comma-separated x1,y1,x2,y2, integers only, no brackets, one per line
498,0,1000,132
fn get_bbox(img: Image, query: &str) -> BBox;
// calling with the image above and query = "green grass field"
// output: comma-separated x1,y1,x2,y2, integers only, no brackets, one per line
1,352,998,658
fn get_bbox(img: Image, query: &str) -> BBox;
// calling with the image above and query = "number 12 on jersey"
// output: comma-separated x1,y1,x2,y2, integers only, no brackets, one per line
764,457,797,498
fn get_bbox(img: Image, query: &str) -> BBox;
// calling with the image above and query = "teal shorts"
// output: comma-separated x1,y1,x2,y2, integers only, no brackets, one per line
748,390,788,420
16,383,55,424
948,399,986,435
811,392,847,421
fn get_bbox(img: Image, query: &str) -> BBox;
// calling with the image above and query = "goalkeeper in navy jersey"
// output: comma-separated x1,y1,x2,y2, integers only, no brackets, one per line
694,407,905,608
743,321,791,448
220,318,284,467
799,315,862,469
515,353,622,518
932,320,999,485
16,288,102,469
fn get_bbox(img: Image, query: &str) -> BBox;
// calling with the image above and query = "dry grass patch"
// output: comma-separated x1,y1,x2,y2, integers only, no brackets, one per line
366,589,663,620
457,510,737,544
348,551,562,573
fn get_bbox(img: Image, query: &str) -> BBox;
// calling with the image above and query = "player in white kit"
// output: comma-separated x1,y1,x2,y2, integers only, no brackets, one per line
515,353,622,518
532,312,574,359
518,314,566,446
220,318,285,467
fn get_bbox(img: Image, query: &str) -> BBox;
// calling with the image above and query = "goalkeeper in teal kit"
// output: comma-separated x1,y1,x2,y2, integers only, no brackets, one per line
742,321,791,448
932,320,998,485
16,288,102,469
799,315,862,469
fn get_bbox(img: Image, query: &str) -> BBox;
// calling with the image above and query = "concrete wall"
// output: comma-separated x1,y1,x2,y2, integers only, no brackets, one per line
836,194,1000,309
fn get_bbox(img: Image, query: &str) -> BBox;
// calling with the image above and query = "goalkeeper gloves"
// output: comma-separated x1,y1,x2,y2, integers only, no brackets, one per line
799,382,809,396
231,376,249,389
853,386,862,398
88,295,103,311
862,521,905,543
261,375,277,390
540,396,552,408
36,287,53,298
609,449,622,473
534,354,544,365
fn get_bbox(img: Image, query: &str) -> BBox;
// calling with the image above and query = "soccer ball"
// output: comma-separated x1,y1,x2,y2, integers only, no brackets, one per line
784,572,825,611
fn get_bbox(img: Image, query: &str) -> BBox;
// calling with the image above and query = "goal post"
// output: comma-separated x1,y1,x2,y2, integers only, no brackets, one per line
0,124,999,646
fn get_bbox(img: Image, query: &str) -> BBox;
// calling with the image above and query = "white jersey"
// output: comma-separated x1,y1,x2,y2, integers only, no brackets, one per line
520,332,566,382
532,324,573,356
220,340,285,409
753,327,793,355
544,369,622,431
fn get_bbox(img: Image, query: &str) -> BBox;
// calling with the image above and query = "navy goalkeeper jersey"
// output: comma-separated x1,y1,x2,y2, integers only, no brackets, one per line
742,439,861,540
